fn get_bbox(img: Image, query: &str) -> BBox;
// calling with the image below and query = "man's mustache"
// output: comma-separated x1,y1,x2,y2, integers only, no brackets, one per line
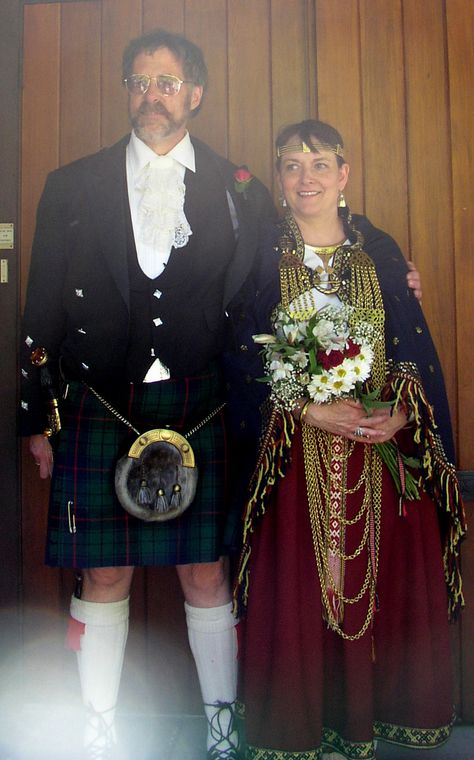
137,102,171,119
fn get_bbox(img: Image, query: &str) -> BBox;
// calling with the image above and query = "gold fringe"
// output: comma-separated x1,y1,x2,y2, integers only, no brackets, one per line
233,410,295,615
385,368,467,618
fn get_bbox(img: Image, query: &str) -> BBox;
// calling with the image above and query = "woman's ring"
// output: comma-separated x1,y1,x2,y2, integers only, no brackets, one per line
354,427,364,437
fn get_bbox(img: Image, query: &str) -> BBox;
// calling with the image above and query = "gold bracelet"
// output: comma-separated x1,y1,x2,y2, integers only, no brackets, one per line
299,400,311,424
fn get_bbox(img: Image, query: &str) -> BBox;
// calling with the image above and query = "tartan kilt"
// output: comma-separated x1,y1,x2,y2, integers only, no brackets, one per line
46,366,227,568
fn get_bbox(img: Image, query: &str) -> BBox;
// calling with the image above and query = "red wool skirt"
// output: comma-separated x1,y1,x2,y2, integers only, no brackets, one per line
239,429,454,760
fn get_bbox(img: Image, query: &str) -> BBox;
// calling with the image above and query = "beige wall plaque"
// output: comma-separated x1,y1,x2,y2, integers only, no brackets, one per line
0,223,14,249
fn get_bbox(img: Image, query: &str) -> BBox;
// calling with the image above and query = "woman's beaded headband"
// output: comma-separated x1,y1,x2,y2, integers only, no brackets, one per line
276,140,345,160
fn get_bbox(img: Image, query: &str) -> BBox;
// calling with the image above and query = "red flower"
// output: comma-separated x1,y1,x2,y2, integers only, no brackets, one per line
234,166,253,198
234,167,252,183
344,339,361,358
317,349,344,369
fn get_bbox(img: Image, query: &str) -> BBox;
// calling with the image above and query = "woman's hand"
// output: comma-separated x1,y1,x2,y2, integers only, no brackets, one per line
301,399,407,444
355,406,408,443
29,434,54,478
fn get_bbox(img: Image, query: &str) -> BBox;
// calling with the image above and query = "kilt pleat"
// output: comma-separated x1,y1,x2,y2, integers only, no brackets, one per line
46,367,227,568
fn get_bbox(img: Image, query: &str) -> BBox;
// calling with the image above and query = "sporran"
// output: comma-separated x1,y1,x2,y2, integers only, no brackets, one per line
86,384,223,522
115,428,198,522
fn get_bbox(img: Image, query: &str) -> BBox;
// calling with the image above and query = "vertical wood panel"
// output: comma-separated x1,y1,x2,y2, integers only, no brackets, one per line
446,0,474,472
21,4,61,602
143,0,184,34
60,1,102,164
359,0,409,253
21,3,61,306
402,0,456,416
184,0,228,157
446,0,474,720
315,0,364,215
270,0,308,198
228,0,273,190
100,0,141,146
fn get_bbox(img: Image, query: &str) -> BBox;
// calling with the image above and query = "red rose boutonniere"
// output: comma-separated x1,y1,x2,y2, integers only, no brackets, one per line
234,166,253,199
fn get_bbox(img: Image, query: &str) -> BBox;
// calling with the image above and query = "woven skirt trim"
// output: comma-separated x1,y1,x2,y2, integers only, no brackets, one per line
46,369,227,568
245,719,453,759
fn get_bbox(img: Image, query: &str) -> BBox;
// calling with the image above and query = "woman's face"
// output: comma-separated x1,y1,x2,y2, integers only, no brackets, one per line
278,140,349,223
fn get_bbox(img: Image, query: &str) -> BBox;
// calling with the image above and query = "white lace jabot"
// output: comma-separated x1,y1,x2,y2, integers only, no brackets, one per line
135,155,191,270
126,132,195,280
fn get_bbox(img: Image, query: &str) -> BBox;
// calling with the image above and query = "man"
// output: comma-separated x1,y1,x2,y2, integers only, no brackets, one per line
20,28,276,760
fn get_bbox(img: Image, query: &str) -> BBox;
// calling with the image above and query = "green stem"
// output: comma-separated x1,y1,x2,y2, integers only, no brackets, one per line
374,441,421,501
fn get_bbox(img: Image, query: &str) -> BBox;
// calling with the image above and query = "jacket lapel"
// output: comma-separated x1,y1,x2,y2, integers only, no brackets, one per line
221,172,260,309
88,136,131,310
190,138,260,310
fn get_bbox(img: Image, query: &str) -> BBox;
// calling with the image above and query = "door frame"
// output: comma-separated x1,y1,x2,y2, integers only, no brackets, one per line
0,0,22,665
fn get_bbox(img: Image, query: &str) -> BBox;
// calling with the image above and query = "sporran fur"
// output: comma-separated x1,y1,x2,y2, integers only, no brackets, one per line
115,428,198,522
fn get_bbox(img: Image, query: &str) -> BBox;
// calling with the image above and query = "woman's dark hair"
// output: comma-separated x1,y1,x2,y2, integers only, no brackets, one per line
122,28,208,115
276,119,345,169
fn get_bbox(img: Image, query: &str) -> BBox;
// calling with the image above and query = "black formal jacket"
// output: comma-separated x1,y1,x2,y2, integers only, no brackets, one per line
20,134,276,435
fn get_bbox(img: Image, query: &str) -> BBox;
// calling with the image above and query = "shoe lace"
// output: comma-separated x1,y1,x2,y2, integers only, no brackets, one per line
205,700,240,759
84,705,116,760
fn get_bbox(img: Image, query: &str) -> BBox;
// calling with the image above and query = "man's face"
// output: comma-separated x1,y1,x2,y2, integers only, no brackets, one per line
128,47,203,152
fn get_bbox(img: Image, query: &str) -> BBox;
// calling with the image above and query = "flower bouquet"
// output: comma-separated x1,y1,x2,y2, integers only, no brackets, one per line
253,303,420,501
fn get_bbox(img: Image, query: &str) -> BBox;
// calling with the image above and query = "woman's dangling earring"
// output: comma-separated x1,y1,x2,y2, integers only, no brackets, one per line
338,191,346,208
280,195,287,208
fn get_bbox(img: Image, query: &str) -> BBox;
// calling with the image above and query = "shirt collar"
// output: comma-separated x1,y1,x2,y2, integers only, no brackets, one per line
127,130,196,176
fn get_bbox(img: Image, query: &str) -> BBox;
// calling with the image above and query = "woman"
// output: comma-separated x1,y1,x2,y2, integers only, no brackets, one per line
231,120,466,760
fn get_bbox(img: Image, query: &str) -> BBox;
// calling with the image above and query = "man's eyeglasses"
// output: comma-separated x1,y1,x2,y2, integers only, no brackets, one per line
123,73,193,97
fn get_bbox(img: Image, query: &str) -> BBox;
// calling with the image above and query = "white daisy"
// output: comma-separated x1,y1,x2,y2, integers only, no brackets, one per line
328,361,357,395
307,373,332,403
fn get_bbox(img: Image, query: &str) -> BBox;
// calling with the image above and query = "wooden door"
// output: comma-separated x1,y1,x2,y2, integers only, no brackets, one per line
17,0,474,721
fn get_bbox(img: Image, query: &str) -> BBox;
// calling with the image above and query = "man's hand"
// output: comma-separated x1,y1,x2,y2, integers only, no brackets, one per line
407,261,422,302
29,434,53,479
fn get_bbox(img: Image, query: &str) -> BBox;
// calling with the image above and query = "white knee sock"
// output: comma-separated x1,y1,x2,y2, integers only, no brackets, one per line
185,601,239,752
70,595,129,750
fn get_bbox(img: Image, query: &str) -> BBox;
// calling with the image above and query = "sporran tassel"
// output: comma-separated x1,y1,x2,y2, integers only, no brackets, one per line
154,487,168,513
137,478,152,506
170,483,181,509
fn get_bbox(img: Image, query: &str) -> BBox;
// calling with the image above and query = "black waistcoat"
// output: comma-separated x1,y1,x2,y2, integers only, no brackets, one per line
126,156,236,380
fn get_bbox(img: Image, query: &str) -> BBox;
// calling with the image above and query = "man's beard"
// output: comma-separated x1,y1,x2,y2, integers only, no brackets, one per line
130,99,190,146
